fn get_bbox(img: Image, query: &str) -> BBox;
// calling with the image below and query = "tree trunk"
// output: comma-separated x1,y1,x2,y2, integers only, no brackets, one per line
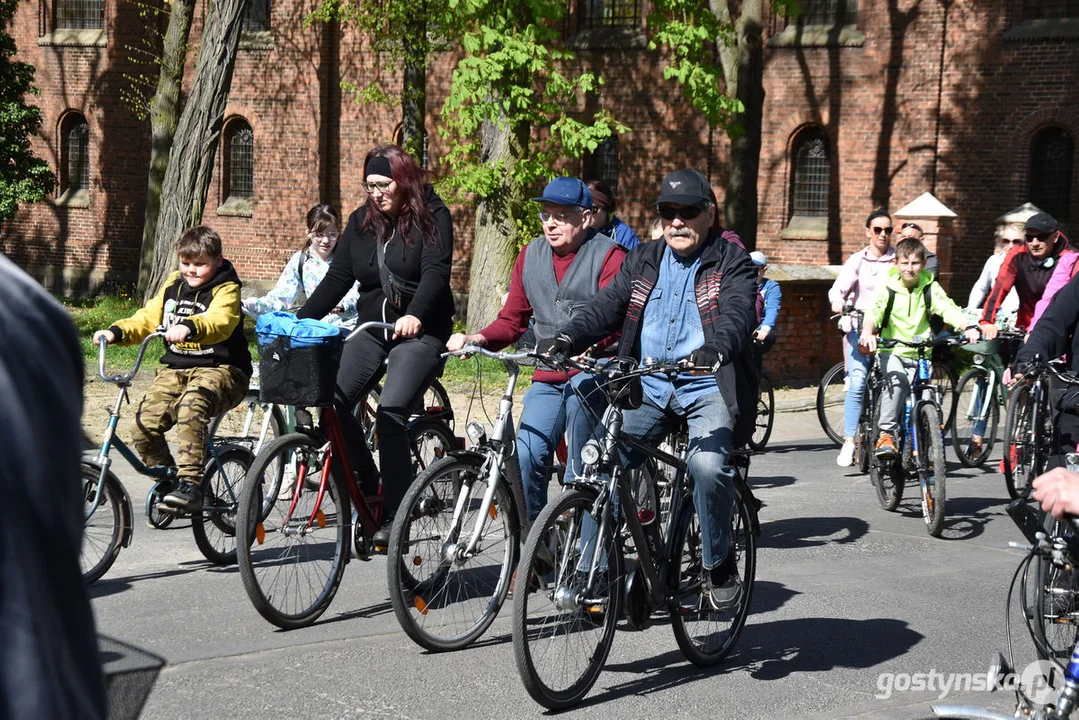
714,0,764,249
143,0,249,299
135,0,196,297
464,117,528,331
400,17,426,164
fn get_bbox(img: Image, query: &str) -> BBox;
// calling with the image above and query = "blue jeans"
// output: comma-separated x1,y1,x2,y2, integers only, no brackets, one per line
517,372,606,521
608,390,735,571
970,374,991,437
843,329,872,439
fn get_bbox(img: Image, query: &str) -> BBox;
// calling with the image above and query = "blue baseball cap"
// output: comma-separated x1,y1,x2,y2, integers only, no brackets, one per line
532,177,593,209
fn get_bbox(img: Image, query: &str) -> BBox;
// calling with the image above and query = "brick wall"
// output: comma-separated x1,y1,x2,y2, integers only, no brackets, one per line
763,280,842,387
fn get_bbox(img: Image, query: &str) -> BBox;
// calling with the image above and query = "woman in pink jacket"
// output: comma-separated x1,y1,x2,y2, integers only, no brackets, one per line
827,209,897,467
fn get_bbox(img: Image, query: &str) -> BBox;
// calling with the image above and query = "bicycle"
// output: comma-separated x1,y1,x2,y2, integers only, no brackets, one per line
818,306,863,446
1002,356,1073,500
749,370,775,452
951,332,1023,468
81,333,254,583
868,334,966,537
510,355,760,710
234,321,457,629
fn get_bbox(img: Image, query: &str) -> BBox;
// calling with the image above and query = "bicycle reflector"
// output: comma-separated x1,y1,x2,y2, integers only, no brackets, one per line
580,440,602,466
465,421,487,447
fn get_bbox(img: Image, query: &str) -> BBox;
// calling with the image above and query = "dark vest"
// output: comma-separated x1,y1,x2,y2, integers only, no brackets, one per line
522,232,618,345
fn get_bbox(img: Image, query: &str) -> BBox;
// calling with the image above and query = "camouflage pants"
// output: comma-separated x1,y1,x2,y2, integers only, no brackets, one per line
131,366,249,483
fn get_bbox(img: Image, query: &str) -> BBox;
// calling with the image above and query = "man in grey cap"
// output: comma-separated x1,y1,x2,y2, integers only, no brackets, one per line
547,168,759,610
447,177,625,522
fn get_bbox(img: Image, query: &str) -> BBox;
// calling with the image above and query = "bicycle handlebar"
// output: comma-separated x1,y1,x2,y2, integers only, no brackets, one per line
877,334,968,350
1017,354,1079,386
343,320,396,343
97,332,164,385
442,344,535,363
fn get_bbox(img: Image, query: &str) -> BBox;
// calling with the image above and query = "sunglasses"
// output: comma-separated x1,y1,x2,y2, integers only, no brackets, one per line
362,180,393,192
1003,237,1025,245
871,226,894,235
657,204,706,221
901,222,922,232
1026,232,1052,243
538,208,582,224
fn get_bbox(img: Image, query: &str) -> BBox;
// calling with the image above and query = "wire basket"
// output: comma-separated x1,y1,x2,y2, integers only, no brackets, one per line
257,333,343,407
98,634,165,720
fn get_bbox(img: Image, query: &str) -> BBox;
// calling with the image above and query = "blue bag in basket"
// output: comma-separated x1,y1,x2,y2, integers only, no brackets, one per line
255,312,343,406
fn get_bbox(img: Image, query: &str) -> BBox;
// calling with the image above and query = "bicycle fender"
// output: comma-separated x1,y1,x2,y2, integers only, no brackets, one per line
82,460,134,549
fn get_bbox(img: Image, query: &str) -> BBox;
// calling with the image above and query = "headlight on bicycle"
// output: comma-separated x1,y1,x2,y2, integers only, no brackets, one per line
465,421,488,447
580,440,602,467
972,353,986,366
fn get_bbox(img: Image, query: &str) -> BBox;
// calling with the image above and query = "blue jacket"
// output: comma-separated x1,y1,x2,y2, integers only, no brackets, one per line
758,277,781,332
601,216,640,250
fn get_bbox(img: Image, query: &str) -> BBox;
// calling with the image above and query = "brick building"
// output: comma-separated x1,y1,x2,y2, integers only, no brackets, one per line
2,0,1077,385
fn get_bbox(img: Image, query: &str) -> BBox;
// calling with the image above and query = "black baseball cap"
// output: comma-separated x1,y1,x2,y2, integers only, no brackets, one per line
656,169,712,206
1025,212,1059,234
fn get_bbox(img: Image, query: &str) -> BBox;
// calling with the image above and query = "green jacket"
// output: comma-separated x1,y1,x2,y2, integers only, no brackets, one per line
869,267,969,358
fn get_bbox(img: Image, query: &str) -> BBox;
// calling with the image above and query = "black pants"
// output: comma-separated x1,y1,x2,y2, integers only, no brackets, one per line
334,331,444,521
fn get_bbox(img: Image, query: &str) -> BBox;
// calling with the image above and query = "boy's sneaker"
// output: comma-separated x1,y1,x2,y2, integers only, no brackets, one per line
705,559,743,612
836,440,856,467
162,481,202,510
875,433,898,459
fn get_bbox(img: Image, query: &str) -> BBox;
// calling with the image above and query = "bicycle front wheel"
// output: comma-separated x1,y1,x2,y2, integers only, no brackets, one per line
81,464,125,584
192,446,252,565
236,433,349,629
918,404,947,537
512,489,623,710
952,368,998,468
1004,384,1035,500
388,453,519,651
670,483,756,666
748,375,774,452
817,361,846,446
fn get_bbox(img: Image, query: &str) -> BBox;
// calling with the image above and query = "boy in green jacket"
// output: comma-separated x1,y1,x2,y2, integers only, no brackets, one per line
859,238,980,458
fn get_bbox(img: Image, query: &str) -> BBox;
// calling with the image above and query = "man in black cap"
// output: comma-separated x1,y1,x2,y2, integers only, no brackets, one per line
980,211,1077,340
546,168,758,610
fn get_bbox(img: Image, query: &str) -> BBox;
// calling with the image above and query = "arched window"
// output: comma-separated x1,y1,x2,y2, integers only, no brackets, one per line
60,113,89,195
585,135,619,193
242,0,270,32
224,120,254,201
55,0,103,29
790,126,829,218
1029,126,1074,221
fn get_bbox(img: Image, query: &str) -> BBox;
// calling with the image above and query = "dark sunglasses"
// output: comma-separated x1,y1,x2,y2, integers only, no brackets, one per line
657,204,706,221
901,222,922,232
1026,232,1052,243
871,226,894,235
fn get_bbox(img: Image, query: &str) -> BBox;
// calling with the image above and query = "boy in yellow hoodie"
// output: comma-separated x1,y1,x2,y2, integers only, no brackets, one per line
93,226,251,509
860,238,980,458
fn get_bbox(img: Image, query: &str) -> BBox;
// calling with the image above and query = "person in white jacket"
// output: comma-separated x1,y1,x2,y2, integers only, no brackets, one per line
966,223,1022,327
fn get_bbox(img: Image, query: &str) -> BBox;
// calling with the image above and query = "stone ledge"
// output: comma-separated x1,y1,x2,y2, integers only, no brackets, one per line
1003,17,1079,41
39,28,106,47
779,215,829,240
767,263,840,282
767,24,865,48
54,188,90,208
565,25,648,50
217,197,253,217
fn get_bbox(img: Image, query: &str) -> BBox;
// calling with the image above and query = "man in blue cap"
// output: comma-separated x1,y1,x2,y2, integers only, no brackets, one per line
447,177,626,521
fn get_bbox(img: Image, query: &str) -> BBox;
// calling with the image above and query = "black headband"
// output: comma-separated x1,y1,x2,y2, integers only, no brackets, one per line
365,156,392,179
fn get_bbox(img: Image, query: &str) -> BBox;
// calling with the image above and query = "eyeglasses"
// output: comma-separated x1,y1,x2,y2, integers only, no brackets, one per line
871,226,894,236
363,180,393,193
1003,237,1025,245
538,208,582,224
657,204,706,221
1026,232,1052,243
900,222,922,232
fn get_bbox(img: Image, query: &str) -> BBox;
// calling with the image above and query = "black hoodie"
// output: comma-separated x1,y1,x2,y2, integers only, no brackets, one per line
299,185,456,341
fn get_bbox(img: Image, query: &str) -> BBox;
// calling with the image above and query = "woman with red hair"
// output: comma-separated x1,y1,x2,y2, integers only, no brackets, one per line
298,144,455,546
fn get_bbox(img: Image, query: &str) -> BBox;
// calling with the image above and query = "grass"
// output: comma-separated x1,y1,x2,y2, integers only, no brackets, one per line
439,353,534,394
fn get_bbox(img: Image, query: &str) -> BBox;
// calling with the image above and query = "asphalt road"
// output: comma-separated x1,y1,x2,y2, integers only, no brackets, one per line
91,409,1037,719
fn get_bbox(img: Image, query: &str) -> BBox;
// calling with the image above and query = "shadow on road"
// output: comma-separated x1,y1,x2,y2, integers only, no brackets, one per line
757,516,870,549
88,561,222,598
749,474,797,490
315,600,394,627
762,442,836,455
895,492,1008,541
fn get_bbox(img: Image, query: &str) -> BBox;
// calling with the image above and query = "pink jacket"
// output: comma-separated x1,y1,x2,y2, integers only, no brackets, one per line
1030,250,1079,330
828,247,897,312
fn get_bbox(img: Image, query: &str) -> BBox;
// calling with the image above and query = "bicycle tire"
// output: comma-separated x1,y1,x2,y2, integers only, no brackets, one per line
952,368,999,468
1004,384,1035,500
1033,514,1079,664
425,379,455,432
869,392,903,511
817,361,846,446
933,362,958,435
918,403,947,537
512,488,622,710
387,452,519,651
81,464,125,584
408,417,457,476
856,374,879,476
236,433,349,629
669,482,756,666
748,375,774,452
192,446,252,565
209,393,285,455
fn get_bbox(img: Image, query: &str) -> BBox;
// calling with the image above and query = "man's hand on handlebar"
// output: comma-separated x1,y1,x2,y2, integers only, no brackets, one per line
979,322,998,341
93,329,116,346
1033,467,1079,520
536,334,573,358
393,314,423,340
961,326,982,345
446,332,486,353
686,347,723,375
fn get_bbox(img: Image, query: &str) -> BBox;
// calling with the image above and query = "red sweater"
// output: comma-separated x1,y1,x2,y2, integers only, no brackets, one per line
480,243,626,383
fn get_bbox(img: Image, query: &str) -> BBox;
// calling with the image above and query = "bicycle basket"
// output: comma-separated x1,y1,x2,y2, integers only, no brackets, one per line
257,332,343,407
98,634,165,720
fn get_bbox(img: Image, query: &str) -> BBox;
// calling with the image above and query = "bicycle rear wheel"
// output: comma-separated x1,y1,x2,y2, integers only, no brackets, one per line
670,483,756,666
192,446,252,565
918,404,947,537
236,433,349,629
81,465,125,584
408,417,457,476
512,489,622,710
748,375,774,452
209,393,285,455
817,361,846,446
1033,515,1079,663
388,453,519,651
952,368,998,468
1004,384,1035,500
